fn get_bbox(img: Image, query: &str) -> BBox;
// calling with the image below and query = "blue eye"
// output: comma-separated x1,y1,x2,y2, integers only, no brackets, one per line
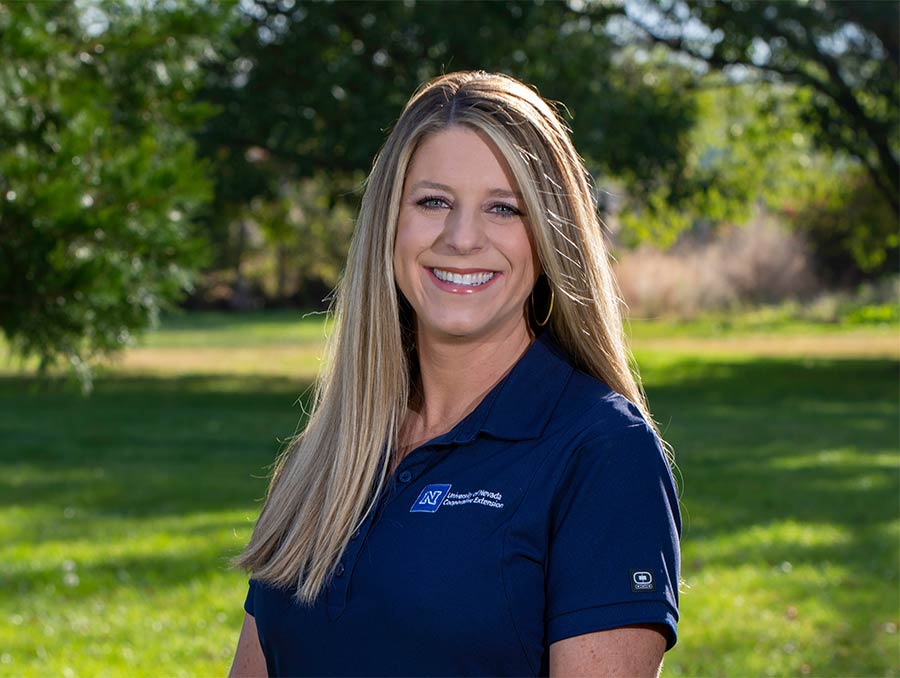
417,196,450,210
490,203,522,218
414,196,522,217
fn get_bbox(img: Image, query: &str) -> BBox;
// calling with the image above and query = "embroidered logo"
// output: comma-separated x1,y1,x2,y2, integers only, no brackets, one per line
630,570,656,592
410,484,452,513
442,489,504,509
409,485,505,512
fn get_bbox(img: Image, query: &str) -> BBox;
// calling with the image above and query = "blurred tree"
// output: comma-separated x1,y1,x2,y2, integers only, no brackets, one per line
625,0,899,218
788,166,898,284
194,0,699,299
0,1,229,389
619,74,898,282
240,174,359,306
617,75,797,247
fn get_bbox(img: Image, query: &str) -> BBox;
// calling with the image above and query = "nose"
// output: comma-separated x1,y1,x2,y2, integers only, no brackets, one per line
436,206,486,255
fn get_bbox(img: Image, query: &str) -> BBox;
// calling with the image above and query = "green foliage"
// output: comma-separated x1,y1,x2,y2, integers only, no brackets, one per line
845,304,899,325
0,0,228,389
620,80,811,247
628,0,899,216
789,167,899,282
637,354,898,677
240,174,360,304
622,0,899,276
620,74,897,281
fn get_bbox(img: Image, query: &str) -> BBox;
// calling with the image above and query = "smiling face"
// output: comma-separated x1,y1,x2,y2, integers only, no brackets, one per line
393,126,540,345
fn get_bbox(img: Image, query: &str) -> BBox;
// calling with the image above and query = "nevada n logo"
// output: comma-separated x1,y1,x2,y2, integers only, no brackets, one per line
410,484,452,513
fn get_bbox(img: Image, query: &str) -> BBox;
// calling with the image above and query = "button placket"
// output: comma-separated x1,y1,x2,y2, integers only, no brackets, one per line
374,451,425,519
327,448,440,620
326,495,379,620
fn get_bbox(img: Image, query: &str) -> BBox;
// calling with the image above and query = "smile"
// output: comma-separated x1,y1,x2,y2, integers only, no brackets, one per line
426,267,502,294
431,268,496,287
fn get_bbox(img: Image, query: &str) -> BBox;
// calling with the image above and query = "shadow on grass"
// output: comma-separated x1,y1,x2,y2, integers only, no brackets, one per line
2,358,898,606
1,374,313,520
155,309,312,332
3,358,896,528
644,357,898,532
5,539,239,602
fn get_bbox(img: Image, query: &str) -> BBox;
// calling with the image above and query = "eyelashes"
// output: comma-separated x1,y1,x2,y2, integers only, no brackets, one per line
415,195,523,218
416,196,449,211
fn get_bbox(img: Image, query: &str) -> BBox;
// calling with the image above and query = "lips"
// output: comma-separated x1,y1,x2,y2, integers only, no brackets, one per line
425,267,502,294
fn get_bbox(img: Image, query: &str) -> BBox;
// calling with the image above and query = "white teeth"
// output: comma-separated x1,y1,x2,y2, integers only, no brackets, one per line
432,268,496,286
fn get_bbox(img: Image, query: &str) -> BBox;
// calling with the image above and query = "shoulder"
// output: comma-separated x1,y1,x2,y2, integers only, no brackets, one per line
539,362,675,513
552,364,659,449
511,330,665,469
537,331,651,435
543,362,680,533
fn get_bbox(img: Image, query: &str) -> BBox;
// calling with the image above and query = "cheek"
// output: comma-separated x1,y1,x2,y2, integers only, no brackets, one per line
497,227,539,281
393,218,420,289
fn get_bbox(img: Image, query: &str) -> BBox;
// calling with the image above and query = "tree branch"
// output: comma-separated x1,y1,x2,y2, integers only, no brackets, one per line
627,8,899,216
759,10,899,214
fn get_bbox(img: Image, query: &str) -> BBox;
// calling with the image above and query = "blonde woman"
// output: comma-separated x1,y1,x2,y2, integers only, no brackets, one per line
230,71,680,677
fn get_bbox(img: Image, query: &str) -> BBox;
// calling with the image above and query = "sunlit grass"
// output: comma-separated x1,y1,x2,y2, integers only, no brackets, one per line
135,309,333,348
1,312,897,676
1,308,896,379
640,354,899,677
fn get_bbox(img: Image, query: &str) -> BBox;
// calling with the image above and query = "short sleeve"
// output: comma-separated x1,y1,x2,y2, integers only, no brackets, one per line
243,578,256,616
546,421,681,650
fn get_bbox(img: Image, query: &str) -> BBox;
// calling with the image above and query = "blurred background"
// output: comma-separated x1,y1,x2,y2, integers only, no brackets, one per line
0,0,897,675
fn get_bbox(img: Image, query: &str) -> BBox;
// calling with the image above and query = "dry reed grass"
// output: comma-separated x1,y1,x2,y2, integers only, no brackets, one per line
615,212,819,318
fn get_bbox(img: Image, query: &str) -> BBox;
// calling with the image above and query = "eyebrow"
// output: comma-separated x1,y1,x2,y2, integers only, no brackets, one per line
409,180,521,200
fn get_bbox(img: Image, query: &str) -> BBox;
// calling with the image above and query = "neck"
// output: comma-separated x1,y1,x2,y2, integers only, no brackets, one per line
405,322,534,444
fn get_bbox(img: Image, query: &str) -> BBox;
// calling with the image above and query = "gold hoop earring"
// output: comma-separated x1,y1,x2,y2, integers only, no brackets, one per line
531,284,554,327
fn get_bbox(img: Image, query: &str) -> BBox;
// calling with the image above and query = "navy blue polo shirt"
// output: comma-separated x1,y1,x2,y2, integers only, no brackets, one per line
244,330,681,676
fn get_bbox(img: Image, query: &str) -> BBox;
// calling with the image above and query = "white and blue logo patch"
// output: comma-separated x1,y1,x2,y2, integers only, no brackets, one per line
630,570,656,592
410,484,452,513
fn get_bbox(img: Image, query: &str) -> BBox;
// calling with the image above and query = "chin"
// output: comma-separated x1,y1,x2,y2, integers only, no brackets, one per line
421,315,491,340
433,324,486,340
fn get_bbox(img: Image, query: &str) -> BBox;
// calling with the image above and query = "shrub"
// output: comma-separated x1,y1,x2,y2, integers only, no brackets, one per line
614,211,819,318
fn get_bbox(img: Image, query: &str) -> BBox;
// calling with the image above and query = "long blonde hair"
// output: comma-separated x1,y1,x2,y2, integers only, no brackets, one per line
236,70,664,603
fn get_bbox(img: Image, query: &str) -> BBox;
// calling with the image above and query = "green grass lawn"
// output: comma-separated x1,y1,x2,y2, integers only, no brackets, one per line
1,312,897,676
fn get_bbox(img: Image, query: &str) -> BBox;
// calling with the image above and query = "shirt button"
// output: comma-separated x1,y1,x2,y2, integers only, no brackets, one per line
335,563,345,576
399,470,412,483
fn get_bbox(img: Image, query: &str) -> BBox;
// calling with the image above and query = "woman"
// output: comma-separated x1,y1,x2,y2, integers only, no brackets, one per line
230,70,680,677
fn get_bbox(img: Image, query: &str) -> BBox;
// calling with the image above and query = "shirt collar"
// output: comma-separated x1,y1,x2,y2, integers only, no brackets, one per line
435,330,575,445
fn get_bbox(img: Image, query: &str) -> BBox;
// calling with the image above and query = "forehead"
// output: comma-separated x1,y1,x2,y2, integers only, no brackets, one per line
403,126,519,194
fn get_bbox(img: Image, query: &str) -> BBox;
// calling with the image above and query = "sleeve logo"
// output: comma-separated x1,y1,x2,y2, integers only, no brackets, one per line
410,484,452,513
630,570,656,592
